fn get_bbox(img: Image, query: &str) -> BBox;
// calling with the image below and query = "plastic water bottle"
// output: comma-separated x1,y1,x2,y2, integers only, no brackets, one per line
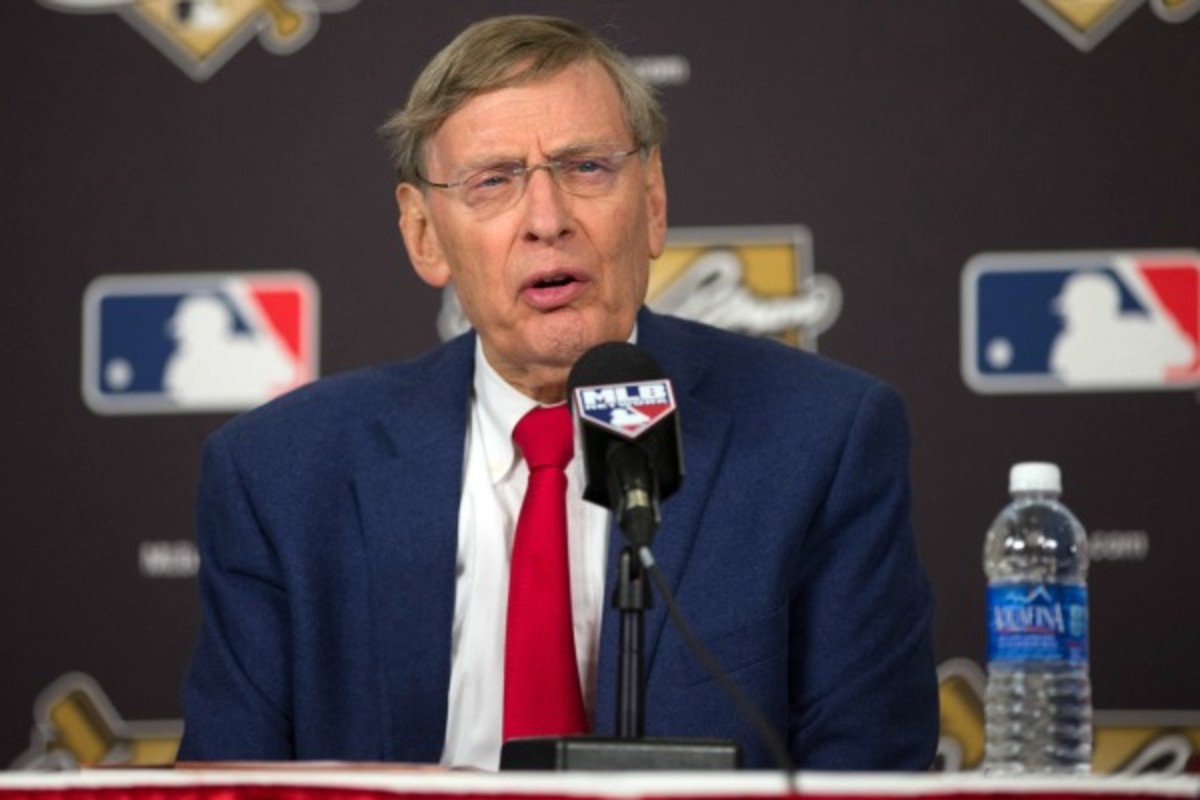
983,462,1092,773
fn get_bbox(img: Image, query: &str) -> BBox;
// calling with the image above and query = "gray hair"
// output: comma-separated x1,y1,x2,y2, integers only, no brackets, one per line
378,15,666,184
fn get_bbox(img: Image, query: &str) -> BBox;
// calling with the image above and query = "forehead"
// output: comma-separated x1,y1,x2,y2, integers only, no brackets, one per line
427,60,630,168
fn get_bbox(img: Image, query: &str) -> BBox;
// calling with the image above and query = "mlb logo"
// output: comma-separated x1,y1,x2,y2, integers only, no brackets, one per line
962,251,1200,393
83,272,319,414
574,380,677,439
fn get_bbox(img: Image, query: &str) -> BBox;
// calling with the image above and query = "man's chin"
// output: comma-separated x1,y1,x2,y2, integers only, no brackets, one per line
533,312,632,365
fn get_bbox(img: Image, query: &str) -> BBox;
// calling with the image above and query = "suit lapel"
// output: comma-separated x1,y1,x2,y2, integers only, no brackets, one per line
353,335,474,759
593,311,733,734
348,316,732,744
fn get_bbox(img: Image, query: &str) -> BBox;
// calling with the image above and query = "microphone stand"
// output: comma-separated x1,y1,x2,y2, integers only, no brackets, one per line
614,484,657,739
615,543,649,738
500,460,741,771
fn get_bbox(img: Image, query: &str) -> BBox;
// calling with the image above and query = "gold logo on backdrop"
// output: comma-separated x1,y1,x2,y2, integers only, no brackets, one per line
1152,0,1200,20
647,226,840,350
11,673,181,769
39,0,358,81
435,225,842,351
10,664,1198,771
1021,0,1198,50
937,659,1200,773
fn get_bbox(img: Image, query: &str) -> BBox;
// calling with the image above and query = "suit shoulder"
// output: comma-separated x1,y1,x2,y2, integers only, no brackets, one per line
212,335,473,451
658,314,892,399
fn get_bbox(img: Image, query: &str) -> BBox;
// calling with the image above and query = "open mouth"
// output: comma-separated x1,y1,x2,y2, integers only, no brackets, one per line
522,271,588,310
534,274,576,288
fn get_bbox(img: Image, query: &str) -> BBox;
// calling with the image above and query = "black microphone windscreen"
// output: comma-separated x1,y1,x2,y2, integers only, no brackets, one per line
568,341,683,510
567,342,664,394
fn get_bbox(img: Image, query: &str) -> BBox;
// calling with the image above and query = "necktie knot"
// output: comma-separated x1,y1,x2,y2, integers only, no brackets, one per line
513,404,573,472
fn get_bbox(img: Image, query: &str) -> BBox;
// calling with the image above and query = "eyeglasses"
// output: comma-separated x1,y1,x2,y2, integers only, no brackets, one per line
418,147,642,215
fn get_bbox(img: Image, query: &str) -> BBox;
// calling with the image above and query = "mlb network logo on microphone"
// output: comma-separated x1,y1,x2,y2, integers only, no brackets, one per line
575,381,677,439
962,251,1200,393
83,272,319,414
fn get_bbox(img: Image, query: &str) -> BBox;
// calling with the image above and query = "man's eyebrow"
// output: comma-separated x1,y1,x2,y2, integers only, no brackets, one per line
457,140,628,171
548,140,627,158
456,151,525,172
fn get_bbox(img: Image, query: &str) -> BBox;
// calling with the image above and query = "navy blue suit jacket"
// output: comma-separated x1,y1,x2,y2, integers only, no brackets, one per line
179,309,938,769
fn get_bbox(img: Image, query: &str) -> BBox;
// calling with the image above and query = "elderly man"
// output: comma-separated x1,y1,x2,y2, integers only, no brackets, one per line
179,15,937,771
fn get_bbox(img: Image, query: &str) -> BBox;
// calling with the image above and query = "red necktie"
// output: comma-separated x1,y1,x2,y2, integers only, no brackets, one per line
503,404,587,741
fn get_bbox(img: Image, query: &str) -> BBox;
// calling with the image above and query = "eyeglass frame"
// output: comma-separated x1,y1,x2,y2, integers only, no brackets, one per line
414,146,645,206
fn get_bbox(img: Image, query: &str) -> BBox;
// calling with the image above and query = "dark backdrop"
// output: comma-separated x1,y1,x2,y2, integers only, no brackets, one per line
2,0,1197,768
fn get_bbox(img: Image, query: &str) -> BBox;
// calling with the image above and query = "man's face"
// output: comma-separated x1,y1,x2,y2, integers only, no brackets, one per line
397,59,668,400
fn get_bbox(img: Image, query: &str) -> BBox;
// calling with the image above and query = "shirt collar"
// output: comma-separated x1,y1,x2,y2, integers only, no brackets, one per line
471,325,639,484
473,338,541,484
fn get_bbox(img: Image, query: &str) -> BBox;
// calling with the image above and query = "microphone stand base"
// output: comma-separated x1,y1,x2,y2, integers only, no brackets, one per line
499,736,741,771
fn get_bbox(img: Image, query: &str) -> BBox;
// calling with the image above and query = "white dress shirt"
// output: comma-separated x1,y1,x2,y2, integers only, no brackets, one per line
439,339,612,771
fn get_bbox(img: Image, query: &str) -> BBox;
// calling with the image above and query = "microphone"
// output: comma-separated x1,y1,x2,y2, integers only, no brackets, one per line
556,343,795,779
567,342,683,547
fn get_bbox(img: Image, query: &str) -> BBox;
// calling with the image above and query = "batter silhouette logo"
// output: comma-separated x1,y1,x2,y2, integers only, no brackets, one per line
83,272,319,414
961,251,1200,393
575,380,676,440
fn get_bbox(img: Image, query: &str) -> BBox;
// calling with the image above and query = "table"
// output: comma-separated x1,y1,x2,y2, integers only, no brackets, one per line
0,770,1197,800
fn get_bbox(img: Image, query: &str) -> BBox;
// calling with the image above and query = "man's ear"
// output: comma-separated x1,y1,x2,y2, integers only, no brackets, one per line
396,182,452,288
643,147,669,260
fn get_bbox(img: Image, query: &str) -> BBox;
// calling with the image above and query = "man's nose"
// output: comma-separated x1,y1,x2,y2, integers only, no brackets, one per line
520,166,573,242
